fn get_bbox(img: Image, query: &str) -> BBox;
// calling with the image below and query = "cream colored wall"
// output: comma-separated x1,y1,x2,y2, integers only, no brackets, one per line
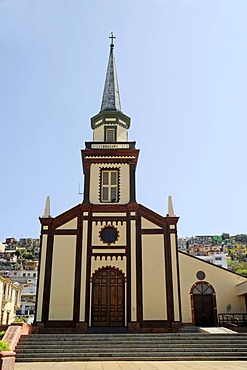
130,220,137,321
93,125,104,141
89,164,130,204
119,164,130,203
92,220,126,246
92,249,125,254
93,124,127,142
91,256,126,276
141,218,162,229
56,218,77,230
49,235,76,320
142,234,167,320
170,233,180,321
179,252,247,323
90,164,100,203
79,220,88,322
236,280,247,296
116,126,128,141
92,213,126,217
36,234,47,321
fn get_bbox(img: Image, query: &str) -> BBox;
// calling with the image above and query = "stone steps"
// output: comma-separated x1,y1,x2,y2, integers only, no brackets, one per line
15,333,247,362
16,341,247,348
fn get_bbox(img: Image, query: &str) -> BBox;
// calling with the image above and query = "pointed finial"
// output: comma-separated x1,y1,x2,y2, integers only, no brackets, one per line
109,32,116,49
167,195,175,217
100,33,121,112
43,196,51,218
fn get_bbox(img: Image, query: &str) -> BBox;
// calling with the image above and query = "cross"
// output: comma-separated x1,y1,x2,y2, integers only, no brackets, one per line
109,32,116,48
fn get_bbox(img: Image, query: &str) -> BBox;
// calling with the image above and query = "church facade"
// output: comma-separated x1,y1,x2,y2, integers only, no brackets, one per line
35,40,247,332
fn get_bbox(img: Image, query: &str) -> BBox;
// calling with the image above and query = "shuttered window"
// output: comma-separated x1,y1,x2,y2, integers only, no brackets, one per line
105,126,116,142
101,170,118,202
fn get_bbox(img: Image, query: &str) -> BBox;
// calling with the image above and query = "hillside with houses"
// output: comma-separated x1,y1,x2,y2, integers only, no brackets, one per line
0,237,39,324
178,233,247,276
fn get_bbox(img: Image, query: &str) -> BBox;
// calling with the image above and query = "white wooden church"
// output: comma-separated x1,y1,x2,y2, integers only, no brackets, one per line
35,39,247,332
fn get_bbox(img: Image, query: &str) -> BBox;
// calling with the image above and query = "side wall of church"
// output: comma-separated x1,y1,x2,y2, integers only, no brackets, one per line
179,252,247,324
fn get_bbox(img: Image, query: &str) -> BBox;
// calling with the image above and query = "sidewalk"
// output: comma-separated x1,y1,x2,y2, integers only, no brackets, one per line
14,361,247,370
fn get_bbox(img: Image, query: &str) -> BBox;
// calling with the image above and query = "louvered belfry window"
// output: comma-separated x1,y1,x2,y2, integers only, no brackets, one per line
101,170,118,202
105,127,116,142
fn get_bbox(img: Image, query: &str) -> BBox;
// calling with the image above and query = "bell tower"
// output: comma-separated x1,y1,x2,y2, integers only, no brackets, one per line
82,35,139,205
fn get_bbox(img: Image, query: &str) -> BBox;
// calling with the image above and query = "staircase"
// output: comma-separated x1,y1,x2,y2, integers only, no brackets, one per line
15,333,247,362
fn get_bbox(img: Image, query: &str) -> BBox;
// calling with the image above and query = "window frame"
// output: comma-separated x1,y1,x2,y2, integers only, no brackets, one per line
104,126,117,142
100,168,120,203
99,226,119,246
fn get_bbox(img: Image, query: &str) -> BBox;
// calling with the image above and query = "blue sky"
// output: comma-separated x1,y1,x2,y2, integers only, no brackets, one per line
1,0,247,241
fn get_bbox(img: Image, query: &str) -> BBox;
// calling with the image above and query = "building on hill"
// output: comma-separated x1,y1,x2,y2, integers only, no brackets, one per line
35,38,247,332
197,254,228,269
5,238,15,245
0,269,38,322
177,237,189,253
16,282,36,320
0,243,5,254
224,243,247,257
0,276,21,324
188,244,222,256
25,260,39,271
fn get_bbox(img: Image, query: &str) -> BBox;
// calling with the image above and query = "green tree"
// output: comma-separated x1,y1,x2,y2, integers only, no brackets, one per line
235,234,247,242
229,260,247,277
222,233,230,240
23,252,34,260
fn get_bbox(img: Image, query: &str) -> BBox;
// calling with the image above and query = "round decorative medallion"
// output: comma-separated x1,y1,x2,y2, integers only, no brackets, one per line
196,271,206,280
100,226,119,245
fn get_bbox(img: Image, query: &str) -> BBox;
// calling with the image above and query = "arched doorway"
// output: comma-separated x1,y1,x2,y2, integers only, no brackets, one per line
191,282,217,327
92,267,125,327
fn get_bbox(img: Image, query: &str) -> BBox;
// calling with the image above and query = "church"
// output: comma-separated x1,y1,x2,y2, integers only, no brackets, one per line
35,38,247,333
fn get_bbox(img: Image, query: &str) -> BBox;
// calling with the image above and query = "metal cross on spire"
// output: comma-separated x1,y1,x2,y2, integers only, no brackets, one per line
109,32,116,49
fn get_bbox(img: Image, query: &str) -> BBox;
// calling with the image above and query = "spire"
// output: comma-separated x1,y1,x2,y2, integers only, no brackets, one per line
167,195,176,217
100,33,121,112
43,196,51,218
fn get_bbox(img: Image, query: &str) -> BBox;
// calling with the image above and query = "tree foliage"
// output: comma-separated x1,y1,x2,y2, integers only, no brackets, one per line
0,340,10,351
229,260,247,277
221,233,230,240
234,234,247,242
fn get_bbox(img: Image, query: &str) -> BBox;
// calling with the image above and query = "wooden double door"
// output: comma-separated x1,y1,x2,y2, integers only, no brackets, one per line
92,268,125,327
193,294,216,327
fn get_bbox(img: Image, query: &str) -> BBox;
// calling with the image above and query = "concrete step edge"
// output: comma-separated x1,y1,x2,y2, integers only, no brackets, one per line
15,356,247,362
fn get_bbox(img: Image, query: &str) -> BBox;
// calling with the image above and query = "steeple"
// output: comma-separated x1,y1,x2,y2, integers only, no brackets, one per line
100,33,121,112
90,34,131,142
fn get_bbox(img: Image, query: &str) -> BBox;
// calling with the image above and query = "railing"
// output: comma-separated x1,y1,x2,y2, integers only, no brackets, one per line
85,141,136,150
218,313,247,327
16,310,35,315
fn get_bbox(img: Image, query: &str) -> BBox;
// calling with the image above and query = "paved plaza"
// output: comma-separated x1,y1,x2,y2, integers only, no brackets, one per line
14,361,247,370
